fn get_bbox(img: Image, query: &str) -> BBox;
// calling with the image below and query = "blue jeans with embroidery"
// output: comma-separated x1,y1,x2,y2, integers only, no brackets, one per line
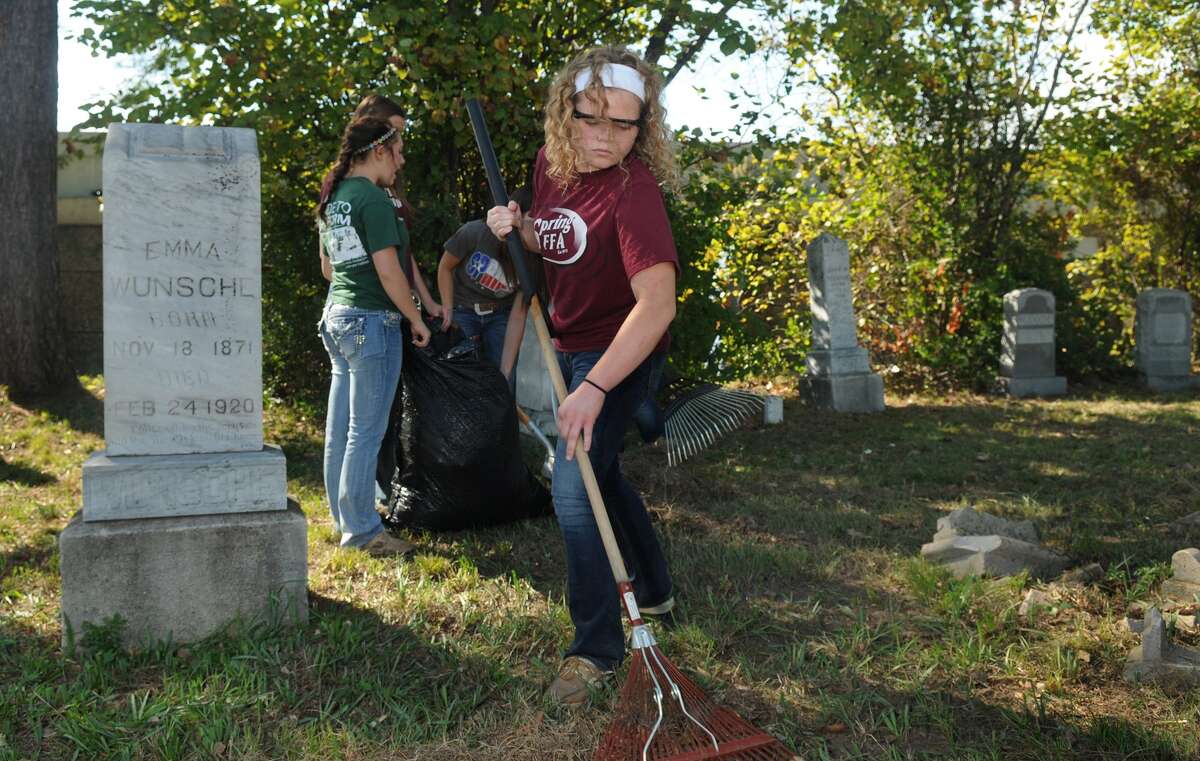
552,350,672,670
452,304,512,367
319,304,404,547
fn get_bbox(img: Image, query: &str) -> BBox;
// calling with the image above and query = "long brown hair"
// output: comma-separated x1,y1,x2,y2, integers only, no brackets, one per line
315,116,398,220
353,94,415,226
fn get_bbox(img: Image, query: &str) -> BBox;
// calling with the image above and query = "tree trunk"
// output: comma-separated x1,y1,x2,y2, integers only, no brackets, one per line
0,0,74,396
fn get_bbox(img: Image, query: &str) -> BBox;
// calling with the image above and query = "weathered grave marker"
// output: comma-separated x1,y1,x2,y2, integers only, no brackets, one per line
996,288,1067,398
801,234,885,412
1135,289,1197,392
59,124,307,648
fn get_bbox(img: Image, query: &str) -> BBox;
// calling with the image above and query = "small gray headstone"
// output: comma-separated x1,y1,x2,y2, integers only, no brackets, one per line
1162,548,1200,601
762,395,783,425
933,507,1040,544
802,234,885,413
1135,289,1197,392
996,288,1066,398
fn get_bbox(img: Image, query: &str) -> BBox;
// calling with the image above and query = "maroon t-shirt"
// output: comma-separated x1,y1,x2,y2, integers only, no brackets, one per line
530,148,678,353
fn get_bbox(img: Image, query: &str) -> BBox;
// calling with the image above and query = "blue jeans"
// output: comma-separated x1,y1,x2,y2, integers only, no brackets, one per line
553,350,671,670
453,304,512,370
631,356,666,442
319,304,404,547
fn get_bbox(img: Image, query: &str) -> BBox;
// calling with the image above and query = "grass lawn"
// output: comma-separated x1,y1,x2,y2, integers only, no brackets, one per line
2,376,1200,760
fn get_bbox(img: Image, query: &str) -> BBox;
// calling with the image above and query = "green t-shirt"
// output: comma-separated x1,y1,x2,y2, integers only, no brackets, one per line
319,177,408,312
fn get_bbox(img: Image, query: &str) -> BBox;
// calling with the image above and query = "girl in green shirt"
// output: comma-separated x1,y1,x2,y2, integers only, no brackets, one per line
317,116,430,556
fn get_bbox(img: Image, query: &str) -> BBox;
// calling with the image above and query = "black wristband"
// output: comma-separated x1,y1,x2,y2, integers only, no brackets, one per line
582,377,608,395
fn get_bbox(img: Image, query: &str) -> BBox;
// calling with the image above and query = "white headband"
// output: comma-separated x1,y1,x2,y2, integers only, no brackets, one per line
573,63,646,102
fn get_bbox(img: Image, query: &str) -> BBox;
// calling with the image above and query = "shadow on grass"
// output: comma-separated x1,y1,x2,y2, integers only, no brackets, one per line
640,392,1200,569
0,529,59,583
0,585,545,759
8,379,103,437
796,679,1190,760
0,455,56,487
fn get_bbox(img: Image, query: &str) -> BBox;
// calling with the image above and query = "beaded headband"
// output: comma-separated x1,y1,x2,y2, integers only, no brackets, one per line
353,127,397,155
573,63,646,102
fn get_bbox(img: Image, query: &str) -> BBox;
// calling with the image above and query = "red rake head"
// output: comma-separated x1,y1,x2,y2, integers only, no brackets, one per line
594,639,797,761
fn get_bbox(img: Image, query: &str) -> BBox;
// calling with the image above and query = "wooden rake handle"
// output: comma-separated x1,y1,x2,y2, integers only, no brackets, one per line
527,294,632,587
463,97,631,590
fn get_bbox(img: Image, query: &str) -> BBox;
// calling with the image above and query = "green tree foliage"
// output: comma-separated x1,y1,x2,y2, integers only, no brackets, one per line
74,0,773,399
1043,0,1199,368
768,0,1093,386
73,1,1197,390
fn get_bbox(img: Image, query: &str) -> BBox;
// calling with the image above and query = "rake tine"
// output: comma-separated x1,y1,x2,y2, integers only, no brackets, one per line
648,642,719,753
694,404,728,439
670,412,699,462
662,385,767,466
639,645,666,760
676,402,715,450
681,400,715,446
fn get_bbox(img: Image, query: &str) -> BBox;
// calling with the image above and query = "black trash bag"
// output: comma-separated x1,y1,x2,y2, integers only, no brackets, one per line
381,324,551,531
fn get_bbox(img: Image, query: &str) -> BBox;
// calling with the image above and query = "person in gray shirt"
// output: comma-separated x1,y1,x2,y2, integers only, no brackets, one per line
436,188,537,381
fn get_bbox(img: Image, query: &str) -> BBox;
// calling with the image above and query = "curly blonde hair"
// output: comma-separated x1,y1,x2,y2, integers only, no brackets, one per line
543,46,680,194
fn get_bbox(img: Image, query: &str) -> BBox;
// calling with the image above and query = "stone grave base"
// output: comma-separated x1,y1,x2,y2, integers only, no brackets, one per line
83,445,287,522
803,372,885,413
60,500,307,649
995,375,1067,398
1162,579,1200,602
920,534,1069,580
1141,374,1199,393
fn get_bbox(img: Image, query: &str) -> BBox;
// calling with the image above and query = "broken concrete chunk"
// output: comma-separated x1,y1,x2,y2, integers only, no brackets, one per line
1142,607,1166,661
1060,562,1104,586
1124,606,1200,687
1161,581,1200,602
932,507,1040,544
1019,589,1055,617
920,534,1069,580
1172,548,1200,583
1155,549,1200,601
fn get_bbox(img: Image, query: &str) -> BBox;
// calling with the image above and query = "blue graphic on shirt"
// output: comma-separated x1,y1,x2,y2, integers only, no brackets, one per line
465,250,514,297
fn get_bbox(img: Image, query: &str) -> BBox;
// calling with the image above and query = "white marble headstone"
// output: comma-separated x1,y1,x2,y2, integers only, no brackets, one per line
102,124,263,455
802,233,885,412
807,233,859,352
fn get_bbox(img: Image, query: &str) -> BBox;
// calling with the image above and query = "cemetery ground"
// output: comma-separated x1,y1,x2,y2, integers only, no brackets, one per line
2,378,1200,760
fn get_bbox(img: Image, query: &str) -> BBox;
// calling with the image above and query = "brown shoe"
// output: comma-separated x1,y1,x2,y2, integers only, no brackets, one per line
361,531,415,558
545,656,608,707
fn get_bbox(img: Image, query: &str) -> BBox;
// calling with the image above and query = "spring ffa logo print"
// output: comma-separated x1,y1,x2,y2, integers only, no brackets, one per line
321,201,369,267
466,251,514,297
534,208,588,265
